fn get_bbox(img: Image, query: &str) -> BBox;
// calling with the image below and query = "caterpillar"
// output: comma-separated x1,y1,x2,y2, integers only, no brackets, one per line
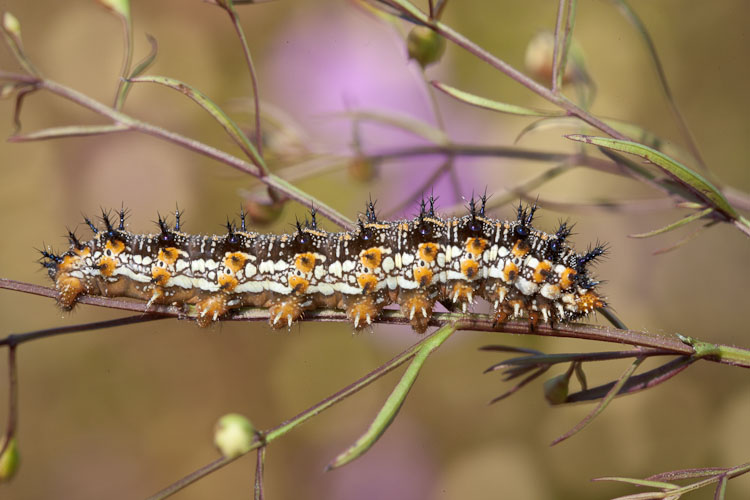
39,195,606,333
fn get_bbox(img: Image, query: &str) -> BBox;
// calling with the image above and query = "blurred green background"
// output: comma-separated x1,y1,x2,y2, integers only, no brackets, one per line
0,0,748,498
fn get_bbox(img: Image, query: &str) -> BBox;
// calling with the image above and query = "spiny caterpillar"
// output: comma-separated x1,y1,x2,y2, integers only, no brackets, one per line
40,195,606,333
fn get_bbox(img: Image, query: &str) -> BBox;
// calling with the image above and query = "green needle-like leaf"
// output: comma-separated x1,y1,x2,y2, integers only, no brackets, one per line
551,356,643,445
115,34,158,110
594,476,680,490
327,322,457,469
128,75,266,171
629,207,714,239
9,124,129,141
566,135,739,220
433,81,564,117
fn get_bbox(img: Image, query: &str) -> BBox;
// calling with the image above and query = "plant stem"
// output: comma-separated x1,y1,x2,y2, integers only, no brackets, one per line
3,278,749,368
147,325,449,499
223,0,264,161
0,346,17,459
0,71,354,229
384,0,628,140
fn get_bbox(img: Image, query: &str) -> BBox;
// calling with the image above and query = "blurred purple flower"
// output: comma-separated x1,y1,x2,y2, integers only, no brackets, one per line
264,7,493,214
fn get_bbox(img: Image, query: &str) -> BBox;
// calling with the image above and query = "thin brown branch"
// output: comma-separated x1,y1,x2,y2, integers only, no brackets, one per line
0,71,354,229
3,278,748,368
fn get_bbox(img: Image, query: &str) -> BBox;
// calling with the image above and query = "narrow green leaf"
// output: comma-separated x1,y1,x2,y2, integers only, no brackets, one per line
115,34,158,110
433,81,564,117
566,135,739,219
551,356,643,445
552,0,578,91
629,207,714,239
611,0,707,172
9,124,129,141
595,476,680,490
128,75,265,171
652,222,711,255
327,322,457,469
516,116,662,148
650,467,729,482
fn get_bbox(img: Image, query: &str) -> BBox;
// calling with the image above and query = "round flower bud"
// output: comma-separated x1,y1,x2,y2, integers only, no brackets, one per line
244,197,285,226
2,12,21,38
0,437,19,482
524,31,579,85
214,413,255,459
543,372,570,405
406,26,446,69
347,155,377,182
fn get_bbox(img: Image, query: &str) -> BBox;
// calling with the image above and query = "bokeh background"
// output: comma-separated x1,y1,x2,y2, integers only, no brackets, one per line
0,0,748,499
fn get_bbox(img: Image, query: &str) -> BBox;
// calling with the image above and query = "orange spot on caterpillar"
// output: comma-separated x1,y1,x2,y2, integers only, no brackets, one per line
511,240,529,258
59,254,81,272
158,247,179,265
465,237,487,257
559,268,577,289
106,239,125,255
360,247,382,269
97,257,117,277
461,259,479,279
289,275,310,294
219,274,239,292
503,261,518,283
294,253,316,274
533,260,552,283
418,242,439,263
224,252,248,272
412,266,433,287
151,267,171,286
73,247,91,258
356,273,379,293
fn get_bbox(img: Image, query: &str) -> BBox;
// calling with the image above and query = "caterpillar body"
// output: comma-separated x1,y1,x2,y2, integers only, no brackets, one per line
40,196,606,333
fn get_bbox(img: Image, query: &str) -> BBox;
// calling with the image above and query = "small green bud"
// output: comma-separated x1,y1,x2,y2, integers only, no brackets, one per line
0,437,20,482
543,373,570,405
2,12,21,39
95,0,131,20
0,83,18,100
406,26,446,69
244,197,285,226
214,413,255,459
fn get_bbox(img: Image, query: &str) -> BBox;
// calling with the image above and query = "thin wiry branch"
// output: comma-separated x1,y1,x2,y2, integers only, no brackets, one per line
2,278,748,368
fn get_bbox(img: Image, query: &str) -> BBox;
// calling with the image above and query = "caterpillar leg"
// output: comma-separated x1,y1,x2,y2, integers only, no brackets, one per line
268,296,304,330
397,290,434,334
195,294,230,328
56,273,86,309
446,282,478,313
345,295,382,331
